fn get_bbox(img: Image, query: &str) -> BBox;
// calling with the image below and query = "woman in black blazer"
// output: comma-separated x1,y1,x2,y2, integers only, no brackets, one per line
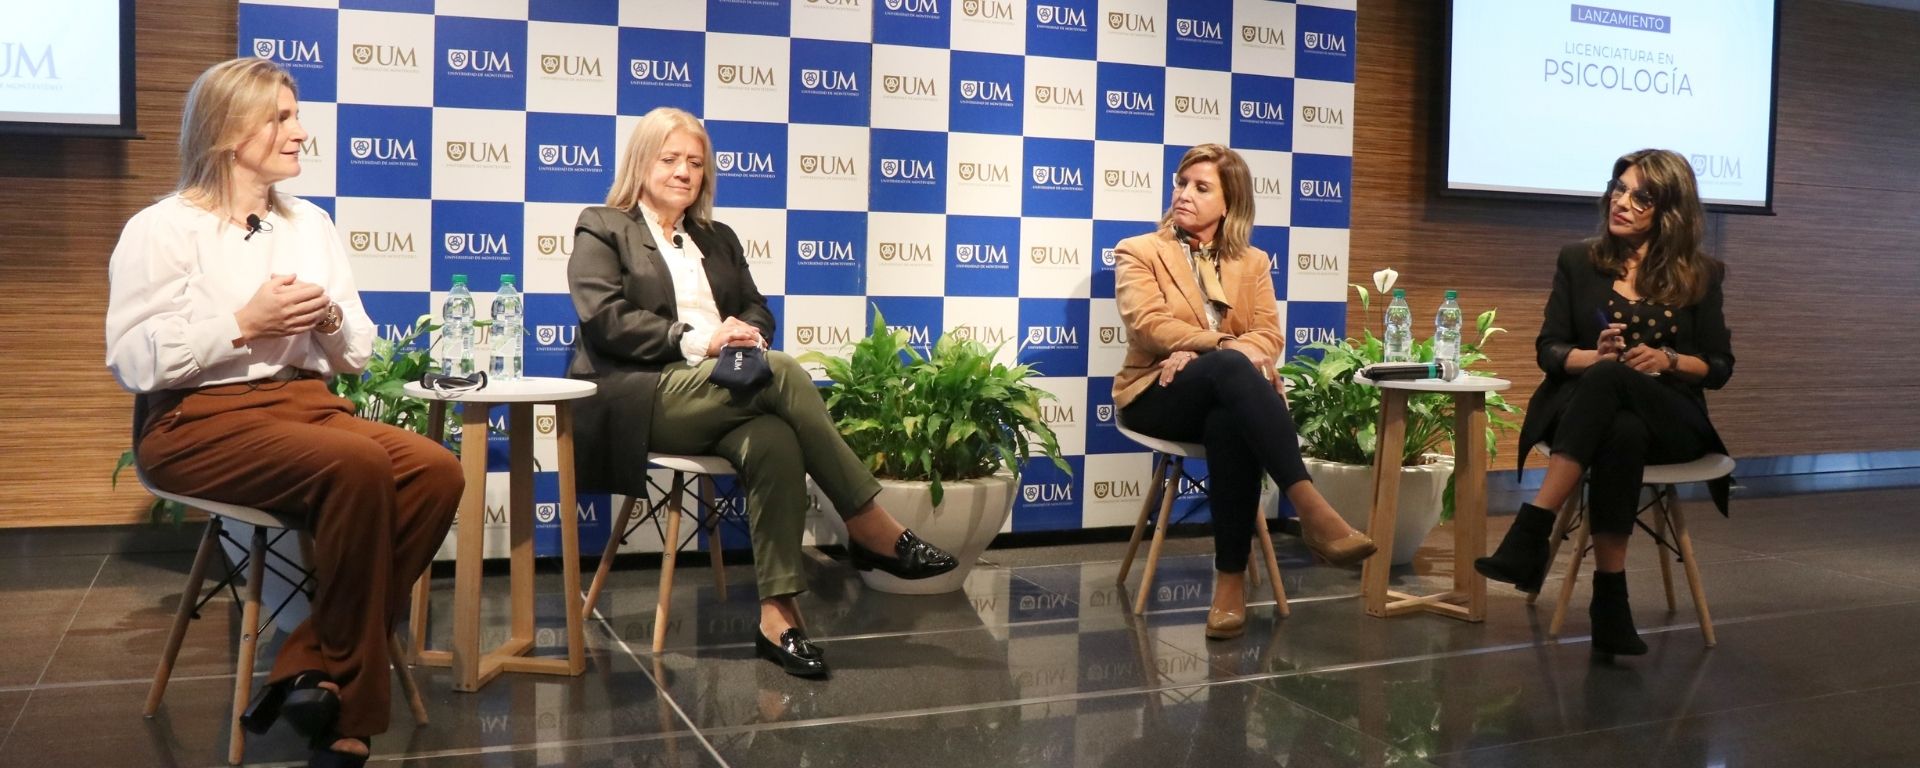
1476,149,1734,658
567,107,956,677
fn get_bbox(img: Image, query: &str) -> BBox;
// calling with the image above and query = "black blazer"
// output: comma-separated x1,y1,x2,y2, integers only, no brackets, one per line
566,205,775,497
1517,241,1735,512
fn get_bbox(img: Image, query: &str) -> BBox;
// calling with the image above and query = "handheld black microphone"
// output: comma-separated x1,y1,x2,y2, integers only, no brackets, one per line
1357,360,1460,383
244,213,272,241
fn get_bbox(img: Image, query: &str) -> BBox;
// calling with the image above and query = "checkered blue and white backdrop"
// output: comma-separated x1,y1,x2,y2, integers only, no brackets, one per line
240,0,1355,558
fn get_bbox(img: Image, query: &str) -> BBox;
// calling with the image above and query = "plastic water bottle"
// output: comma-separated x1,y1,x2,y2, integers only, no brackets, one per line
489,274,524,381
440,274,477,377
1384,289,1413,362
1433,290,1463,369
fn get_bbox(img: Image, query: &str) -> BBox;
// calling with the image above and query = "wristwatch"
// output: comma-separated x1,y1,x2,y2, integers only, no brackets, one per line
1663,347,1679,371
316,302,343,335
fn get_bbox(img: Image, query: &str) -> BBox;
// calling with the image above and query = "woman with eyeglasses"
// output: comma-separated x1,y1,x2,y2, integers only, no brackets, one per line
1111,143,1376,641
1476,149,1735,658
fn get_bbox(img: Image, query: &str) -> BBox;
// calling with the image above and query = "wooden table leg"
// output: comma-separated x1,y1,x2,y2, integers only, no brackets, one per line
1452,392,1489,622
413,401,447,657
1362,390,1408,617
452,402,490,692
508,403,536,651
556,403,587,673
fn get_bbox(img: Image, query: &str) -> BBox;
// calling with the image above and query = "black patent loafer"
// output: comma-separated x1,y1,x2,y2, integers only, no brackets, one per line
849,529,959,580
755,628,829,678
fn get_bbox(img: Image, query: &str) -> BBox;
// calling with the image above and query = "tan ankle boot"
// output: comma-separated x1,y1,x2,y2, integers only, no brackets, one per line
1206,570,1247,640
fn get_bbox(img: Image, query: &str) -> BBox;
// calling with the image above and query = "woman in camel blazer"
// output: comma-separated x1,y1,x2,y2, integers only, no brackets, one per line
1112,143,1376,640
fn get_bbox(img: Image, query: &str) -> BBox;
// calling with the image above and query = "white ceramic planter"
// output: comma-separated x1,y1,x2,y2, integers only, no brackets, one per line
815,474,1014,595
1304,455,1454,565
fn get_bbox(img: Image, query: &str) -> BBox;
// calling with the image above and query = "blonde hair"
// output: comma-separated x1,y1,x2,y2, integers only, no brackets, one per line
606,107,714,224
1158,143,1256,259
176,57,298,223
1589,148,1722,306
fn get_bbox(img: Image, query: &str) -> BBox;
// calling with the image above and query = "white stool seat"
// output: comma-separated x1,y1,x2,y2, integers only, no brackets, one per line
1643,454,1735,485
1112,424,1204,459
648,452,736,476
140,479,298,531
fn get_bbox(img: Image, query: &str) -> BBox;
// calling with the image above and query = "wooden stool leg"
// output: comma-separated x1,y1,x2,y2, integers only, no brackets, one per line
584,495,640,616
1548,510,1591,639
389,633,429,725
229,527,268,766
1669,497,1715,647
1653,487,1677,612
653,474,687,653
146,519,222,717
1528,482,1582,606
1254,514,1289,618
1134,457,1181,615
701,476,727,591
1118,453,1168,586
409,573,429,662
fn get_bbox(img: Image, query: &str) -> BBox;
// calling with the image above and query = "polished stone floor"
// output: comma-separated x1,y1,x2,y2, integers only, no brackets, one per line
4,483,1920,767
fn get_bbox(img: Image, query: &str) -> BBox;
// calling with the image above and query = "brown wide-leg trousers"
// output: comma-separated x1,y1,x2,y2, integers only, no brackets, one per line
137,378,462,738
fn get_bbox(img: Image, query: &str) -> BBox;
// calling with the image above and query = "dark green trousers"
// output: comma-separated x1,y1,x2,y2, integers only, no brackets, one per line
650,351,881,598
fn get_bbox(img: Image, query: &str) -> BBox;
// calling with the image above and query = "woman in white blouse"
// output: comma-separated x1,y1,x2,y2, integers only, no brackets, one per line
104,58,460,768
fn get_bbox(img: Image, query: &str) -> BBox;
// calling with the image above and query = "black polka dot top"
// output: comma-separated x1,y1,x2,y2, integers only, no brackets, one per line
1609,289,1681,350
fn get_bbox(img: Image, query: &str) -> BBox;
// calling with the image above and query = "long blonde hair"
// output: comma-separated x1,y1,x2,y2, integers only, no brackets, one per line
1158,143,1256,259
1590,148,1722,306
606,107,714,224
176,57,298,223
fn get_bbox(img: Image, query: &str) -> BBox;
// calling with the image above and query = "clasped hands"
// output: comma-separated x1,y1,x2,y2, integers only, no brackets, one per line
1596,323,1672,375
235,273,332,343
1156,338,1282,392
704,316,767,356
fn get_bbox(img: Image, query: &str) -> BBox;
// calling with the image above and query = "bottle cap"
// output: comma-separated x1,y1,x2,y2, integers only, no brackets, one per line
1445,290,1458,300
501,274,515,285
1393,289,1405,298
452,274,467,285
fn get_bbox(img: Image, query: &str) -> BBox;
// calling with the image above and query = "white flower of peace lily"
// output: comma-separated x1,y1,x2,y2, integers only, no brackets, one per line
1372,267,1399,295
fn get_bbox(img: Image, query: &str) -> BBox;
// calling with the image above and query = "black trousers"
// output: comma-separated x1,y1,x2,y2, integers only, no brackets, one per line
1547,359,1714,536
1120,351,1312,572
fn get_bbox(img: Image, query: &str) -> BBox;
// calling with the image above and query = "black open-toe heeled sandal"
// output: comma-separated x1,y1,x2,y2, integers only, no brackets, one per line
308,735,371,768
241,669,334,735
279,670,342,741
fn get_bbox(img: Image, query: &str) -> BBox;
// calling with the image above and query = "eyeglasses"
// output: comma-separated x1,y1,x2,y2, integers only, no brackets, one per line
1606,179,1655,213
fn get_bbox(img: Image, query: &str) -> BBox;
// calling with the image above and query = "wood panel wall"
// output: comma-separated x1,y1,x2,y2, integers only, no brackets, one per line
1352,0,1920,467
2,0,1915,527
0,0,236,527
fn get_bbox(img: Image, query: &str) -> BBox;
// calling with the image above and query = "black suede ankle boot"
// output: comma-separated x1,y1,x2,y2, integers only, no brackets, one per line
1589,570,1648,658
1473,502,1556,592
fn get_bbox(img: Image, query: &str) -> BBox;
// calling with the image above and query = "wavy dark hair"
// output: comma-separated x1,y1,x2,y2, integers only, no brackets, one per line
1589,148,1723,306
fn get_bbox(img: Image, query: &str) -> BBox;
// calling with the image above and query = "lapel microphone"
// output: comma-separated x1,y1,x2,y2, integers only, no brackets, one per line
671,232,684,249
244,213,273,241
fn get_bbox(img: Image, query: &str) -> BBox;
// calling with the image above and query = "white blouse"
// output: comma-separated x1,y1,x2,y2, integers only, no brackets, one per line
634,202,724,364
105,194,374,393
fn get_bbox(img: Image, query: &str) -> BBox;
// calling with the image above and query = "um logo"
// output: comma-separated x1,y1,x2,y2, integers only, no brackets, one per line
540,55,601,77
1297,253,1340,272
717,64,776,86
536,235,572,257
1294,327,1337,345
954,244,1009,264
1029,246,1079,265
889,325,934,346
1303,106,1346,125
443,233,510,256
1240,100,1285,122
1303,31,1348,53
1101,248,1116,266
630,59,692,83
538,145,601,168
796,240,856,262
446,141,512,164
883,0,941,11
1033,85,1082,106
350,137,415,162
347,231,413,255
1103,169,1153,189
1034,4,1086,27
878,242,936,262
715,151,776,174
1105,90,1153,112
1097,326,1122,344
961,0,1015,19
447,49,513,72
1030,165,1083,188
0,43,56,79
535,325,577,346
800,68,859,92
1107,12,1155,33
743,239,774,262
1299,179,1344,200
1022,483,1073,504
253,38,322,64
1242,25,1285,45
1691,154,1743,180
882,75,938,96
879,158,936,180
794,326,856,346
957,162,1009,183
947,325,1009,344
1040,404,1075,425
1175,18,1223,40
1174,96,1220,116
959,79,1013,102
1254,176,1289,197
1095,404,1114,423
1093,480,1140,500
351,44,415,67
799,154,857,176
1026,326,1078,346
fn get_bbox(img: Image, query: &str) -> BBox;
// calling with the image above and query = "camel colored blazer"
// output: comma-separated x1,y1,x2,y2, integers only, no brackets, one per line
1110,229,1285,409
